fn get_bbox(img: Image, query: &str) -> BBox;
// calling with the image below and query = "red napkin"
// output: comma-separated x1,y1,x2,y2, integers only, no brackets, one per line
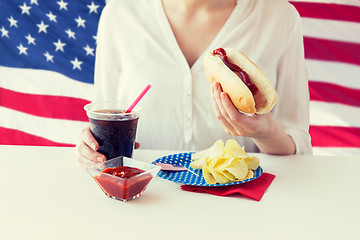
180,173,275,201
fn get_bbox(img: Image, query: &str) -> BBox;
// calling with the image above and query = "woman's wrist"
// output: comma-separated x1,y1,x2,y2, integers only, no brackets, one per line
252,120,296,155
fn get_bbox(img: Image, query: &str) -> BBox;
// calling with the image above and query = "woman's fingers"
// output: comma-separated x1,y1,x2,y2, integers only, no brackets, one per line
75,140,106,169
210,82,222,117
76,126,106,168
76,139,105,161
211,82,266,137
211,82,238,135
80,126,99,151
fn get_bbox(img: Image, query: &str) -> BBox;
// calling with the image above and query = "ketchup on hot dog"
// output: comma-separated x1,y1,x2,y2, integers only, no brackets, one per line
212,48,266,109
212,48,258,95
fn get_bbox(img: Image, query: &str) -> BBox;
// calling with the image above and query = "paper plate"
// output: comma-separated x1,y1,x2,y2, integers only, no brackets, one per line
152,152,263,187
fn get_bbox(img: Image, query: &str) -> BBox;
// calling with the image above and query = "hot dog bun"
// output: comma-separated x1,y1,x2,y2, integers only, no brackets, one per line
204,48,277,114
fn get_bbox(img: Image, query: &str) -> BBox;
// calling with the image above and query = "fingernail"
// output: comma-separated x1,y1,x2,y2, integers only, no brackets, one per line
221,92,226,100
91,142,97,150
97,156,104,162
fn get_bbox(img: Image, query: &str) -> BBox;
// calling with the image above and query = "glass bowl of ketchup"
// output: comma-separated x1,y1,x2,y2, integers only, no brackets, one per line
87,156,161,202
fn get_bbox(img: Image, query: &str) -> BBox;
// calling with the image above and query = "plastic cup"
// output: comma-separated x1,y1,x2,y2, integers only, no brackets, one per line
84,102,141,160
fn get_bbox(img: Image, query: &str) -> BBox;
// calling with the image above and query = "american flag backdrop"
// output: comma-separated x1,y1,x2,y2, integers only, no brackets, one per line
0,0,359,155
0,0,105,146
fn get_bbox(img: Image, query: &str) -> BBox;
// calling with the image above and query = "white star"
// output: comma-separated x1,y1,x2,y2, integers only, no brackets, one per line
71,57,83,70
93,35,97,44
46,12,57,22
17,43,28,55
25,34,36,45
19,2,31,15
44,52,54,62
30,0,39,5
75,16,86,28
65,28,76,39
83,45,94,56
8,16,18,28
53,39,66,52
37,21,49,33
87,2,100,14
57,0,68,11
0,26,9,38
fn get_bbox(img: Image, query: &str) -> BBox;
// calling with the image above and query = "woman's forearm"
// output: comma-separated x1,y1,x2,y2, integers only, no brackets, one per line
252,122,296,155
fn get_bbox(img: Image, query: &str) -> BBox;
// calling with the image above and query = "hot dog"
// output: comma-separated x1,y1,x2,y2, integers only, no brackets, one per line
204,48,277,114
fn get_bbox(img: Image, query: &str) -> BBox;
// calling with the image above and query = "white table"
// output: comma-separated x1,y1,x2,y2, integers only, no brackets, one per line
0,145,359,240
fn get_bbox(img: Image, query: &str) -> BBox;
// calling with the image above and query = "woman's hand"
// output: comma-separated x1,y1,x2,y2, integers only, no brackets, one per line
75,126,106,169
211,82,295,155
75,126,141,168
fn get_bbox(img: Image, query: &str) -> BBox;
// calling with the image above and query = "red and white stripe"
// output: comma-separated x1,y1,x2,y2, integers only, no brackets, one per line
0,66,92,146
290,0,360,155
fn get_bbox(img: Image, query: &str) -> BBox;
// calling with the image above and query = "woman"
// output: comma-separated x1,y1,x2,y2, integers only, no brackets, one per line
76,0,312,168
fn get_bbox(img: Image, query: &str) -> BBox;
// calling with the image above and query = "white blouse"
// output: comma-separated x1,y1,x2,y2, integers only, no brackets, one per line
94,0,313,154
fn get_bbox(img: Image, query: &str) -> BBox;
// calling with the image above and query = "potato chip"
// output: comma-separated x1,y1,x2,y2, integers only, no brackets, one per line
208,163,232,184
191,149,207,160
211,170,231,184
190,151,206,169
224,139,248,158
190,148,210,169
202,164,216,184
207,139,225,159
191,139,260,184
225,158,248,180
246,169,254,179
220,169,236,181
190,140,224,169
208,156,233,171
244,156,260,170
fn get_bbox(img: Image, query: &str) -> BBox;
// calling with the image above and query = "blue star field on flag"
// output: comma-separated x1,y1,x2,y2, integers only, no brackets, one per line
0,0,106,84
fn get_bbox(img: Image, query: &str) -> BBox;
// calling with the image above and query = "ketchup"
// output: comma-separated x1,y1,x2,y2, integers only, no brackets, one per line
212,48,258,94
102,166,145,178
94,166,153,201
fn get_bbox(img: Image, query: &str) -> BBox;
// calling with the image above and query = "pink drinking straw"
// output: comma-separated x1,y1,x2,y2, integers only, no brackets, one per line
125,84,152,113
